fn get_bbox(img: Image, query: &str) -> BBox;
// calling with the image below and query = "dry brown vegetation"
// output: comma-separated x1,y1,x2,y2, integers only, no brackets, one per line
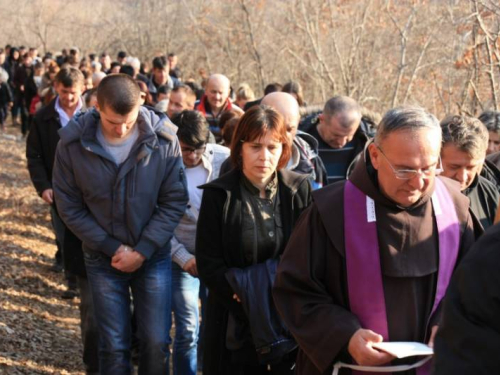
2,0,500,117
0,126,84,374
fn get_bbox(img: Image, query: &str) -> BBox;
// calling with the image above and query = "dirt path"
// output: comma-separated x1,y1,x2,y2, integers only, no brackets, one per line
0,127,84,374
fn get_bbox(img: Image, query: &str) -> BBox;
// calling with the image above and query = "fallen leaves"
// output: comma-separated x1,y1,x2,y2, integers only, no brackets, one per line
0,130,85,374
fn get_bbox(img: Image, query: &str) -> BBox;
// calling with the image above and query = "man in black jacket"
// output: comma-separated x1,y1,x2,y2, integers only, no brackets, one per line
440,115,499,230
432,222,500,374
304,96,370,185
26,66,84,283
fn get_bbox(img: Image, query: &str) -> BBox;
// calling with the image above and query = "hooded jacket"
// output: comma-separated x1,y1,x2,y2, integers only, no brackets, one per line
52,106,188,259
273,150,479,375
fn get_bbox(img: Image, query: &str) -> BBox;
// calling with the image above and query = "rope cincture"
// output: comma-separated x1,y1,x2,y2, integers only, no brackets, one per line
332,356,432,375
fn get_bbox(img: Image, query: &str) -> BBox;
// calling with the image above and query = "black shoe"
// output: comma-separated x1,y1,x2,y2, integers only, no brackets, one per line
61,288,78,299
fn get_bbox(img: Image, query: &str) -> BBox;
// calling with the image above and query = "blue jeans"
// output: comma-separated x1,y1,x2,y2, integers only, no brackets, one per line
84,249,171,375
170,262,200,375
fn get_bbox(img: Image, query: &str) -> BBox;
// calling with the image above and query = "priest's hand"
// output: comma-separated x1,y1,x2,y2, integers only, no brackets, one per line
427,325,439,348
348,329,395,366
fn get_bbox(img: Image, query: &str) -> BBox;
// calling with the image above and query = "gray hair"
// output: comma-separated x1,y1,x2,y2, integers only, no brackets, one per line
126,57,141,72
441,115,488,160
375,106,440,144
478,110,500,135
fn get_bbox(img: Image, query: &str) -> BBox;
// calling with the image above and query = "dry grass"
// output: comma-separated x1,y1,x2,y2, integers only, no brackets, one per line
0,125,84,374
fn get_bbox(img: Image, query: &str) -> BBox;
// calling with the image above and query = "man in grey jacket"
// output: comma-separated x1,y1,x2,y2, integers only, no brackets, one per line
168,110,229,375
52,74,188,375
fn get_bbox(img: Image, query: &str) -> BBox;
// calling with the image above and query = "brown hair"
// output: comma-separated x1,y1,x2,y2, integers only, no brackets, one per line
230,105,291,170
172,84,196,108
97,74,141,115
136,80,153,106
441,115,488,160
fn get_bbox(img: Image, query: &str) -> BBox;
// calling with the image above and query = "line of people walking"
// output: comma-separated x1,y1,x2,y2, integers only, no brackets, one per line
14,42,500,375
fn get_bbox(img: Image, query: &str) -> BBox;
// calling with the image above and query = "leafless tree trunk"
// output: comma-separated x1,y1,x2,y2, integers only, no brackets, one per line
239,0,266,93
386,5,416,108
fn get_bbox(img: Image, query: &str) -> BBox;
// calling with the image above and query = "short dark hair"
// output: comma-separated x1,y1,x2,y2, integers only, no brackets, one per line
117,51,127,59
219,110,242,130
264,82,282,95
222,117,239,146
152,56,168,70
158,85,171,95
33,61,44,71
119,65,134,77
172,84,196,108
478,110,500,135
97,74,141,115
171,110,209,147
441,115,488,159
136,80,153,106
85,88,97,107
184,81,203,100
230,105,291,170
110,61,121,70
55,67,84,87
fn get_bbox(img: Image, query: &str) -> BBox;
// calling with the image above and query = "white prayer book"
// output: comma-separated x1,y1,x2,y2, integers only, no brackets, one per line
371,342,434,359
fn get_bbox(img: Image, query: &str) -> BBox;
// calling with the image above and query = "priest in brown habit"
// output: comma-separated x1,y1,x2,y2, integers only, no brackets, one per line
273,106,481,375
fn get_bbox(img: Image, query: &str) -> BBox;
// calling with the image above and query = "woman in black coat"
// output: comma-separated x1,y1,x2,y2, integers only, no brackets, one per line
196,106,312,375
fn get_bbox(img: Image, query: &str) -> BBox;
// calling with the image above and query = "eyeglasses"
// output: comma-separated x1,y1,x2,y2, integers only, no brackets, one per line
181,145,206,155
376,145,443,180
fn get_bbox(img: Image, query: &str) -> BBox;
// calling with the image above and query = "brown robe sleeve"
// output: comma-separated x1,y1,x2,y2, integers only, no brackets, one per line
273,203,361,373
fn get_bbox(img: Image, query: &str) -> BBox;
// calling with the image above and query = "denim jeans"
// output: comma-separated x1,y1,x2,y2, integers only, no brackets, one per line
84,249,171,375
170,262,200,375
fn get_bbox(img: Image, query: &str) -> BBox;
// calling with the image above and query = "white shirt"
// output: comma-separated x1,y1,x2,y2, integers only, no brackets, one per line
55,97,83,127
185,163,209,212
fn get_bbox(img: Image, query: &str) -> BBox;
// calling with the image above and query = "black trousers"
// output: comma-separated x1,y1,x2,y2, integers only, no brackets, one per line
77,276,100,375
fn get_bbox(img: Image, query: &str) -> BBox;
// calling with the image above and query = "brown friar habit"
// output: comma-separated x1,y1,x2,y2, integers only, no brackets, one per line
273,152,480,375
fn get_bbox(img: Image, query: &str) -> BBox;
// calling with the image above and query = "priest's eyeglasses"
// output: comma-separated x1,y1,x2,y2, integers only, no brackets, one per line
376,145,443,180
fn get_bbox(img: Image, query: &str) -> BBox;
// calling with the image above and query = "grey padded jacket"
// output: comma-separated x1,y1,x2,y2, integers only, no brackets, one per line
53,106,188,259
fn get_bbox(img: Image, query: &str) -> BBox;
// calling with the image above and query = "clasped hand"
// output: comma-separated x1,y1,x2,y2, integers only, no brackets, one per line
112,245,145,273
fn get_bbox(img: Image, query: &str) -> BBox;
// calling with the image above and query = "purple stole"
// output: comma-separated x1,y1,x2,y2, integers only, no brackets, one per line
343,178,460,374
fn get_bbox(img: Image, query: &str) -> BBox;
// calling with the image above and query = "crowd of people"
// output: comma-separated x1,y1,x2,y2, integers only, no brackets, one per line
4,43,500,374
